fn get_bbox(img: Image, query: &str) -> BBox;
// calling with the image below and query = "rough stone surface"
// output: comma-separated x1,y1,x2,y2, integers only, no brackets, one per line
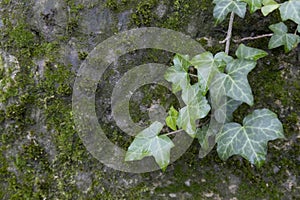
0,0,299,199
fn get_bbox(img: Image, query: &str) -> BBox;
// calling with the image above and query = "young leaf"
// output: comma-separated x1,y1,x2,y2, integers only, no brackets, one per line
177,84,211,137
213,0,247,24
190,52,222,92
242,0,263,13
216,109,285,167
279,0,300,24
268,22,300,52
125,121,175,171
261,0,280,16
164,54,191,93
235,44,268,61
165,106,179,131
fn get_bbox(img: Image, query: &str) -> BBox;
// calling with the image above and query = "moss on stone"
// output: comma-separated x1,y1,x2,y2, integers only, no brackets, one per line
131,0,158,26
0,0,299,199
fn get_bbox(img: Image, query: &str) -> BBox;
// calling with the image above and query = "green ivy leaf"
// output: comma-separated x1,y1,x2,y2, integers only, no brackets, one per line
268,22,300,52
190,52,222,92
214,52,234,65
261,0,280,16
213,0,247,24
195,125,209,148
214,52,234,72
235,44,268,61
213,59,256,105
216,109,285,167
242,0,263,13
225,59,256,105
164,54,191,93
214,98,242,123
165,106,179,131
279,0,300,24
125,121,174,171
177,84,211,137
269,21,288,34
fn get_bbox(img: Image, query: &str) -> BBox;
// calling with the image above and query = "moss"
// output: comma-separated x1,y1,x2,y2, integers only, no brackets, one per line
33,42,59,58
66,18,79,34
131,0,158,26
4,140,52,199
64,0,85,36
7,23,36,56
105,0,131,12
38,62,74,96
0,77,19,103
0,0,299,199
78,51,88,60
105,0,119,10
0,110,5,123
5,103,26,121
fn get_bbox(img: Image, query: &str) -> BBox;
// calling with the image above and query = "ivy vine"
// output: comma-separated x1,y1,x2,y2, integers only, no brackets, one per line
125,0,300,171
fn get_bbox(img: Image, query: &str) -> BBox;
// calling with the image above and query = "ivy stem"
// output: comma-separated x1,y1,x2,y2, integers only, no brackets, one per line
233,33,273,43
189,73,198,78
162,120,209,137
219,12,235,54
163,129,184,136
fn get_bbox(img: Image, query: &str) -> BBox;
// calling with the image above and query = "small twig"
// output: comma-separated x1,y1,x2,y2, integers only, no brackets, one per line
219,12,235,54
233,33,273,43
225,12,235,54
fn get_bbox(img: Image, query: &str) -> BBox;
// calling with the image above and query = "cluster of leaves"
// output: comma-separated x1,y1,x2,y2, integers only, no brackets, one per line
213,0,300,52
125,45,284,170
124,1,295,171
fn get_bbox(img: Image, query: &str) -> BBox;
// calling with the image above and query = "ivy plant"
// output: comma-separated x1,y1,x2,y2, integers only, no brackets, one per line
124,0,299,171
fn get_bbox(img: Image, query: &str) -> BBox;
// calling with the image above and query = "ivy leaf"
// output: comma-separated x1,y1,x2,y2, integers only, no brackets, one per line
125,121,175,171
164,54,191,93
224,59,257,105
235,44,268,61
268,22,300,52
165,106,179,131
225,59,256,105
214,98,243,123
279,0,300,24
177,84,211,137
242,0,263,13
190,52,222,92
213,0,247,24
196,125,209,148
214,52,234,65
214,52,234,72
261,0,280,16
210,59,256,106
216,109,285,167
269,21,288,34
